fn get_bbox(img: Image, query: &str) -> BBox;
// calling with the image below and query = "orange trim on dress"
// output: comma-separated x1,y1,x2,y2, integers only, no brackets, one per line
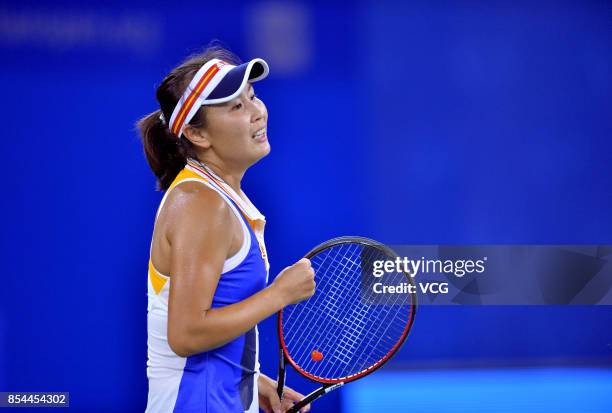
148,259,168,295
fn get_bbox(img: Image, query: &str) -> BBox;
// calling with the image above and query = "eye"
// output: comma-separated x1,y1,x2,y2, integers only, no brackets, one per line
250,94,257,101
232,102,243,111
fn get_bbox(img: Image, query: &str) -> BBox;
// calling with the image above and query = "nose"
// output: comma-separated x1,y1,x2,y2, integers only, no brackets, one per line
249,100,265,123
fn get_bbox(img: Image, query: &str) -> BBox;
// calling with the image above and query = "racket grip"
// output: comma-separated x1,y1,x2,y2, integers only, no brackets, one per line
277,350,286,399
286,404,301,413
286,385,337,413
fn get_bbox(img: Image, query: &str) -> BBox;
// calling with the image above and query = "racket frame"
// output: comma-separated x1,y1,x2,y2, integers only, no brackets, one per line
276,236,417,412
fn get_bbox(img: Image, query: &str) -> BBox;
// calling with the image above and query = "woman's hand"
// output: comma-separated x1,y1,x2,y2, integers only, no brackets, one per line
258,374,311,413
270,258,316,306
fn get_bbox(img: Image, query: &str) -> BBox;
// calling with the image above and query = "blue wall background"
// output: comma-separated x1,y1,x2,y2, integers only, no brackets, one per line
0,1,611,411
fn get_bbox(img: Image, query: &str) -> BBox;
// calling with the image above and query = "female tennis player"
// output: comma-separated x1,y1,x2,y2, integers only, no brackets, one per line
138,46,315,413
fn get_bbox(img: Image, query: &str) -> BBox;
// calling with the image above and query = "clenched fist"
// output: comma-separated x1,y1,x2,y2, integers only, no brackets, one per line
271,258,316,306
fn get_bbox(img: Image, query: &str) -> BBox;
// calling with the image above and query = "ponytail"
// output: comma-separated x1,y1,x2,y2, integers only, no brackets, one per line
137,110,191,190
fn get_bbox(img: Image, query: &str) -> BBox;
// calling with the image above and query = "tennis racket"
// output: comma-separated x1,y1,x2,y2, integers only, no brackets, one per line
276,236,417,412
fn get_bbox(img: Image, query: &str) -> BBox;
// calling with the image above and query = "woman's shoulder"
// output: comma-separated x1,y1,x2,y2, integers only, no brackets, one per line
160,180,233,227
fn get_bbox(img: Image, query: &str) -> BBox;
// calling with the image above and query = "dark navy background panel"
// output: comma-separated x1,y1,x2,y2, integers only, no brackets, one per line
0,1,610,412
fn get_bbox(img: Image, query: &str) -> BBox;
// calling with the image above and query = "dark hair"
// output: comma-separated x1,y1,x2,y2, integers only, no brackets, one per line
137,44,241,190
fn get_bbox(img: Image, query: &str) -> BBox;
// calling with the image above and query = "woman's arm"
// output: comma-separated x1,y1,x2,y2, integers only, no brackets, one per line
165,184,315,357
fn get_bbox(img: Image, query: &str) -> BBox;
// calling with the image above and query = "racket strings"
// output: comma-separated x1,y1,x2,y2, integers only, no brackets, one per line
283,245,363,372
281,245,346,353
348,251,414,374
283,245,361,367
319,247,410,378
281,243,414,380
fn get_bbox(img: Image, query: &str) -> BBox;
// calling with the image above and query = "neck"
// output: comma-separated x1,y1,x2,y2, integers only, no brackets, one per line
191,157,245,194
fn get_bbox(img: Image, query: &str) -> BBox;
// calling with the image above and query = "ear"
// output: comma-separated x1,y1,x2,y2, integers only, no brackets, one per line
182,125,212,150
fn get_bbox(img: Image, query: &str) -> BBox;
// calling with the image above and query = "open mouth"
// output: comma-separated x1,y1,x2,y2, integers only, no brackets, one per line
252,127,267,140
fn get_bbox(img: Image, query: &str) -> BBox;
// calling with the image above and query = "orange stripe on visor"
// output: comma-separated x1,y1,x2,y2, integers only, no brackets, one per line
169,60,226,136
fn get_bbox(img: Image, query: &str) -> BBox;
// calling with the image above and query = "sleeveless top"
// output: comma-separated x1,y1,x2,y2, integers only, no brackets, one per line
145,160,269,413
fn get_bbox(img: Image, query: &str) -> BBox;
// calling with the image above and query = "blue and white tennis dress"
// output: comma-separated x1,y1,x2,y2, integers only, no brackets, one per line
145,160,269,413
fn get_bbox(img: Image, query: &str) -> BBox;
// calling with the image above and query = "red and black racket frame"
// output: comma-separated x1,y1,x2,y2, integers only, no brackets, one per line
275,236,418,413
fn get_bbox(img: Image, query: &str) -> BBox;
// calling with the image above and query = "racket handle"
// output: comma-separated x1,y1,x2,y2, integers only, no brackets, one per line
285,383,344,413
277,350,286,399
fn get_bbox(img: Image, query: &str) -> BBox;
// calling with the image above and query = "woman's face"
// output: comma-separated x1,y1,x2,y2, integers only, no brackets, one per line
203,83,270,168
